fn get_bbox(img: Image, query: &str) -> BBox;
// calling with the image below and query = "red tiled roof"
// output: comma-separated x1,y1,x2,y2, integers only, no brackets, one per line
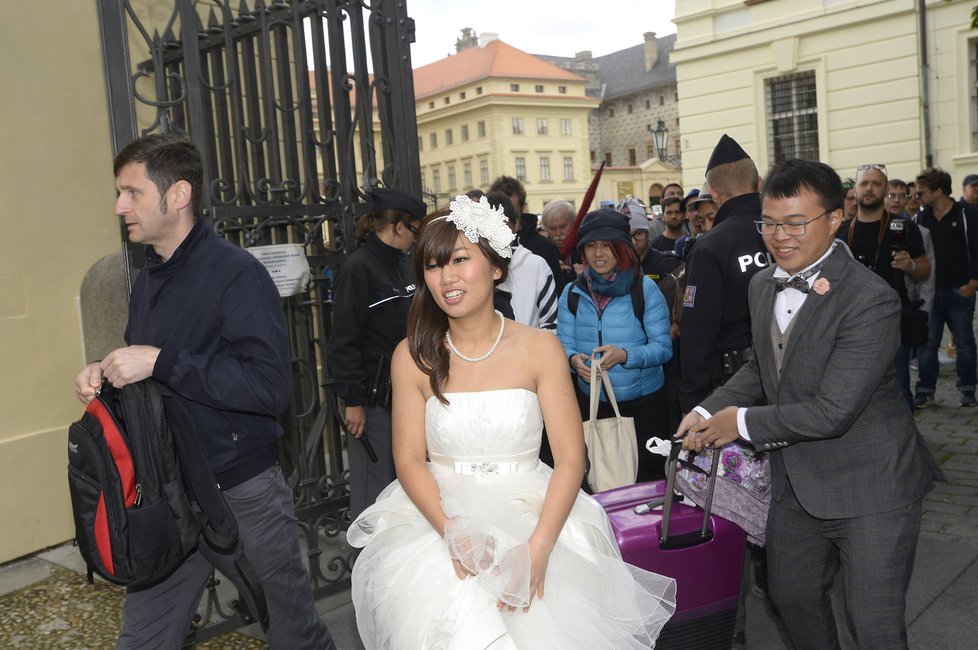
413,39,586,99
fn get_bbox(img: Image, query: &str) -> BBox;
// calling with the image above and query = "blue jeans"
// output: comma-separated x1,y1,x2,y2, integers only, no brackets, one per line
915,288,977,396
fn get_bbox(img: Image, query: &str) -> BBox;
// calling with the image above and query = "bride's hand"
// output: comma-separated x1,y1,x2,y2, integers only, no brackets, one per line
495,537,552,614
444,518,495,579
525,536,552,610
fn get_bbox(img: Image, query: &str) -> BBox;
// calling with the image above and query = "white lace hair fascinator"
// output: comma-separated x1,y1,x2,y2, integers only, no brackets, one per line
434,194,515,259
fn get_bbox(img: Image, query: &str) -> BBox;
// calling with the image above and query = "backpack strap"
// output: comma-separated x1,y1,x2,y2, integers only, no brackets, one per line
568,277,645,329
157,386,270,632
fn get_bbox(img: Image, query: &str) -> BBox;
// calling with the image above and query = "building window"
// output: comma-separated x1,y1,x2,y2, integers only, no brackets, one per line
560,119,572,135
675,91,679,101
461,124,469,141
647,144,655,160
537,118,548,135
433,169,441,192
563,156,574,181
971,39,978,150
510,83,520,92
430,133,437,148
477,120,486,137
444,97,450,105
463,162,472,187
512,118,524,135
605,152,612,166
480,159,489,185
659,96,664,106
459,91,466,100
476,86,483,95
515,157,526,181
590,150,596,162
429,101,435,109
448,166,457,190
645,99,651,109
628,148,637,166
558,85,567,94
535,84,544,93
421,170,426,188
627,104,633,114
540,157,551,181
418,136,423,152
445,128,453,145
609,107,615,117
765,70,819,164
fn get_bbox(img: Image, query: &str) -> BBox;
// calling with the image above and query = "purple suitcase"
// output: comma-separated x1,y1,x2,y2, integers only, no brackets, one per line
594,442,746,649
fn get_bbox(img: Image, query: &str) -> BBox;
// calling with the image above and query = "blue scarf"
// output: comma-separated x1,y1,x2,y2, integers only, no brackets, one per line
587,267,635,297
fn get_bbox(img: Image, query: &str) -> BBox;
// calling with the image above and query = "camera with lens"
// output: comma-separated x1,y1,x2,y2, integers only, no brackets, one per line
889,219,907,253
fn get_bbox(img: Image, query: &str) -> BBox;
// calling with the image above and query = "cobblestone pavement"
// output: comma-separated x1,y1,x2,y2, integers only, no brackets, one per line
914,340,978,541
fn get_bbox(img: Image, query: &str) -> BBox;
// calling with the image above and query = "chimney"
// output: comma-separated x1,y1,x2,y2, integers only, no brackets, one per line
575,50,593,62
455,27,478,53
644,32,658,72
479,32,498,47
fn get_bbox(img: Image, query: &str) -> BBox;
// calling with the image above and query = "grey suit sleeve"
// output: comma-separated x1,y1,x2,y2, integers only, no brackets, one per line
745,284,900,447
700,353,765,413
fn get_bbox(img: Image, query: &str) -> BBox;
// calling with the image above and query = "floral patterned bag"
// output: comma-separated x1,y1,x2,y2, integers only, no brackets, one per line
673,442,771,546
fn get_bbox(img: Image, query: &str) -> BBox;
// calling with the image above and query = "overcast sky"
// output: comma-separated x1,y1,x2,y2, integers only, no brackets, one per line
405,0,677,67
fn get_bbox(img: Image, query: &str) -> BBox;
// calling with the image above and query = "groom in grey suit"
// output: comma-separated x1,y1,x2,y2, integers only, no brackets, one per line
678,159,943,649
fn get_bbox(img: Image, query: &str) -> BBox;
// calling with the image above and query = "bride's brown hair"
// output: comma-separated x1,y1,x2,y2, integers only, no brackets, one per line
407,208,510,404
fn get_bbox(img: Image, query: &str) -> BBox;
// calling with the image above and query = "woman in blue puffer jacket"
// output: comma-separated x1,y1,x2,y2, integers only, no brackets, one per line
557,208,673,482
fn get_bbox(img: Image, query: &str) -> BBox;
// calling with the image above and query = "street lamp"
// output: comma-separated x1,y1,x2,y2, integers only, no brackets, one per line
651,119,669,160
649,119,681,167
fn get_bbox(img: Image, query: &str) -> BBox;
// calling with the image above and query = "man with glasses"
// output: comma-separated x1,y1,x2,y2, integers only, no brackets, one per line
885,179,913,218
836,165,930,411
678,159,942,650
913,168,978,408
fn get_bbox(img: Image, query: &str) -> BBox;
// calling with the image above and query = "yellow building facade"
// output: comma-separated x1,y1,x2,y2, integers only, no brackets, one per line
0,2,119,562
673,0,978,189
414,38,599,213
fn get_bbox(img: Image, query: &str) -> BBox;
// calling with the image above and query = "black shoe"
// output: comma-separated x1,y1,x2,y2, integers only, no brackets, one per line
914,393,934,409
961,392,977,407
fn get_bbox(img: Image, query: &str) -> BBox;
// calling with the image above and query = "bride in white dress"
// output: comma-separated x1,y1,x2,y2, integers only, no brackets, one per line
347,195,676,649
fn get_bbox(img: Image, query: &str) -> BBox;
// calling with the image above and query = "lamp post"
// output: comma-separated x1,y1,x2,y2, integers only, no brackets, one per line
649,119,681,167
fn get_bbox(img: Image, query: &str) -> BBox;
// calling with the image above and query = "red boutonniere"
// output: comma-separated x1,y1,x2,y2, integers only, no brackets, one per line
812,278,831,295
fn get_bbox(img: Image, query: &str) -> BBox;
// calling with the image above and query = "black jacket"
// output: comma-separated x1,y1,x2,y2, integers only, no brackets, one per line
916,199,978,289
325,235,415,405
679,192,771,411
128,220,291,489
518,228,565,293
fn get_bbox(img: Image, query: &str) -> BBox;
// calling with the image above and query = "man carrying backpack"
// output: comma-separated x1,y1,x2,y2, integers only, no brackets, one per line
73,134,335,649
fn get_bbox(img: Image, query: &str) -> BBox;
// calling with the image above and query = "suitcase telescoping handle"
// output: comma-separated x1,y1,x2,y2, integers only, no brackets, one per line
659,434,721,550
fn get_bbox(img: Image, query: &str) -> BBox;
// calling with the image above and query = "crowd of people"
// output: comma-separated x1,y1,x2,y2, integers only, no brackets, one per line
75,131,969,648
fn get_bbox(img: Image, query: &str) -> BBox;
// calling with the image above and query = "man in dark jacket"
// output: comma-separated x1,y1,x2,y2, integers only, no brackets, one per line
74,135,335,649
680,134,771,412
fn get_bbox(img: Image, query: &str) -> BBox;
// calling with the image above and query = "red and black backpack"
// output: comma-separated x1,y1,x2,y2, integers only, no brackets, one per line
66,379,268,629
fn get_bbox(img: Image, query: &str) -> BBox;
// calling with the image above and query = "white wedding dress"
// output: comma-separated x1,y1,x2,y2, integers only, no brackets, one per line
347,388,676,649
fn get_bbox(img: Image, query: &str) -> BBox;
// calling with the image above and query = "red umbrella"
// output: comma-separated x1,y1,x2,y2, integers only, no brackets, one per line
561,161,606,258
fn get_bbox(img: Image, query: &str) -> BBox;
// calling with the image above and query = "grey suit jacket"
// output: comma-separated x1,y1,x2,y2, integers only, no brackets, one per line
701,246,943,519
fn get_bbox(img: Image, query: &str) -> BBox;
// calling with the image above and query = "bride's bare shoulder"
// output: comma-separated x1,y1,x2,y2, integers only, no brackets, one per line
507,321,565,358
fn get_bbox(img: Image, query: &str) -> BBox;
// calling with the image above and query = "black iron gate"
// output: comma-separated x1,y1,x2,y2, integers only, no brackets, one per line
96,0,421,641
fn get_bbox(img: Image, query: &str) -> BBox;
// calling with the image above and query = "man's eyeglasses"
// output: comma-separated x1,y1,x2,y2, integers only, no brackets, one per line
754,210,831,237
858,163,887,174
886,192,911,200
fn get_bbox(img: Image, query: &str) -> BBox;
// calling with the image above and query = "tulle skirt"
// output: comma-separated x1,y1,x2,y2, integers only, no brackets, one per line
347,460,676,649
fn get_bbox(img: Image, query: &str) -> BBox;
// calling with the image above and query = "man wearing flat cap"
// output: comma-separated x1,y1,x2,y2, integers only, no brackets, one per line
325,186,426,515
679,134,770,412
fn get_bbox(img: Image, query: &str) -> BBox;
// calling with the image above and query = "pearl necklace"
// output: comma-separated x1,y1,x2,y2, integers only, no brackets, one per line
445,310,506,363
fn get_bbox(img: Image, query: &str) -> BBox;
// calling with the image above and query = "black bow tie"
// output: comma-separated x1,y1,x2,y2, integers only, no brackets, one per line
772,276,811,293
771,263,824,293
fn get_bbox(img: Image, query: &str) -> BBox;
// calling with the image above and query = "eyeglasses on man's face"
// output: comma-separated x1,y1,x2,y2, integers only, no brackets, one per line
754,210,831,236
886,192,911,200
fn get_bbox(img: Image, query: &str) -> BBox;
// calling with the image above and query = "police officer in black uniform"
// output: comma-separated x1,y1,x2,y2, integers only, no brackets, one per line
325,188,426,515
679,135,770,412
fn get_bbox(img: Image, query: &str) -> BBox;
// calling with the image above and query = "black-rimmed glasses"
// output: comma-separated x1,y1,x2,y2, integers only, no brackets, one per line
886,192,911,200
754,210,831,236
